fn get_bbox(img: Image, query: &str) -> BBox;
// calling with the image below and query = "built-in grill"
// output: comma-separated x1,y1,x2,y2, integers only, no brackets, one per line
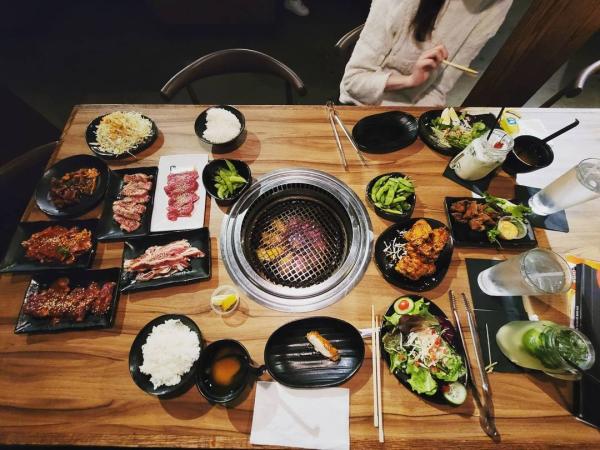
221,169,372,312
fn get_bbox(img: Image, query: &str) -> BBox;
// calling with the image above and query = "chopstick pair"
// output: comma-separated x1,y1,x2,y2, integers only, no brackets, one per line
371,305,384,443
326,101,368,169
442,59,478,75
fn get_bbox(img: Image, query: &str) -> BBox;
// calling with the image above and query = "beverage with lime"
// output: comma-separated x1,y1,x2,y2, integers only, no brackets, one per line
496,320,595,379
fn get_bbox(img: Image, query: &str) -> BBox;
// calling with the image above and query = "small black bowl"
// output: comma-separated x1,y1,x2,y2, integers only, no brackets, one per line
365,172,416,223
194,105,246,153
202,159,252,207
503,135,554,175
129,314,203,399
196,339,265,408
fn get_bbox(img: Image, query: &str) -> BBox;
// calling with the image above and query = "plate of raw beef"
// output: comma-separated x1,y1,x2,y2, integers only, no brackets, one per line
150,154,208,232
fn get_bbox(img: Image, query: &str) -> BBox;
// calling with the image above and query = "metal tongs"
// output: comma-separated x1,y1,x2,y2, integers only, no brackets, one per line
325,101,368,169
449,290,500,441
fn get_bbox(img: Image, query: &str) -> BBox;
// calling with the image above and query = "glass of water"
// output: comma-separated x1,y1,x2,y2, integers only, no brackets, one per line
478,248,572,296
529,158,600,215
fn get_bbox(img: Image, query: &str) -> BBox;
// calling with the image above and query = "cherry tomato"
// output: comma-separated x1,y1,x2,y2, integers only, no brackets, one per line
493,141,504,149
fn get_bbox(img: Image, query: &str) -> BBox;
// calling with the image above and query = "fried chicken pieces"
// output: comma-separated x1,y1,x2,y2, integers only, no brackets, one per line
395,219,450,281
450,199,499,232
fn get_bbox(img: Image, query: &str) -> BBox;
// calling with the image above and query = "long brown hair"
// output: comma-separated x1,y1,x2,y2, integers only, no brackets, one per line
411,0,446,42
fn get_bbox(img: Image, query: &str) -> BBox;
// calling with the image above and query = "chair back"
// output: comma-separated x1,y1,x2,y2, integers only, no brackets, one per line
160,48,307,104
334,24,365,70
540,59,600,107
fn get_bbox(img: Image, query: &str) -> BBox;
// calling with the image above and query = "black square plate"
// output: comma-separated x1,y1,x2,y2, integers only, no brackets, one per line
418,109,497,157
0,219,98,273
264,316,364,388
15,267,122,334
97,166,158,241
374,218,454,292
35,154,109,218
444,197,537,248
120,228,211,292
352,111,418,153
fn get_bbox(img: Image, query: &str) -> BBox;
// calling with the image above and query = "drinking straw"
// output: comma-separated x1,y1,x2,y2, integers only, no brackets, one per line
487,107,506,140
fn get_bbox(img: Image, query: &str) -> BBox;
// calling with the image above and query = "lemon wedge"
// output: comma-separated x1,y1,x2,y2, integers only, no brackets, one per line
440,108,451,125
498,220,519,240
211,293,238,311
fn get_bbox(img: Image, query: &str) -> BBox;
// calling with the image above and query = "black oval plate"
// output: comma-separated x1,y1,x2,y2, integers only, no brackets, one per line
374,218,454,292
15,267,121,334
264,316,365,388
86,113,158,160
352,111,418,153
444,197,538,249
120,228,211,292
97,166,158,242
35,154,109,218
380,295,468,405
418,109,497,157
129,314,203,398
0,219,98,273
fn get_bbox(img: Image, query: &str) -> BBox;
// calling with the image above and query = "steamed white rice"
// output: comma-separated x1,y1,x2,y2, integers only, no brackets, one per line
202,107,241,144
139,319,200,389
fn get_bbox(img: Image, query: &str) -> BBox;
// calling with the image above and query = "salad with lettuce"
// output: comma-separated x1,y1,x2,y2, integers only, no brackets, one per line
382,297,467,405
430,107,487,150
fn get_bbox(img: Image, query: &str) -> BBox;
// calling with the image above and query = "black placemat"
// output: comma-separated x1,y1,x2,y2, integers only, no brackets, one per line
573,263,600,429
514,185,569,233
466,258,527,373
443,164,497,196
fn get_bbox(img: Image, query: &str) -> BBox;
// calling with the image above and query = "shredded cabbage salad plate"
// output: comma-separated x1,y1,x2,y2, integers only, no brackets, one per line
381,296,468,405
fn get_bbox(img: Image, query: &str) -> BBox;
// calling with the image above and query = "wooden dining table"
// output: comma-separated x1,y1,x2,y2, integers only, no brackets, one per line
1,104,599,449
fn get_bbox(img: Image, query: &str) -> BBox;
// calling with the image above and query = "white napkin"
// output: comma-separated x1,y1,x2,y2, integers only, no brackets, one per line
250,381,350,450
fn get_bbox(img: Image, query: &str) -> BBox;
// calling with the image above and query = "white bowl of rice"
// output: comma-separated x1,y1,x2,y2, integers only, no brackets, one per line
195,105,246,152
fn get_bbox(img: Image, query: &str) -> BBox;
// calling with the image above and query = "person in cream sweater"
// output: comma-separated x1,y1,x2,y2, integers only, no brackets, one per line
340,0,513,106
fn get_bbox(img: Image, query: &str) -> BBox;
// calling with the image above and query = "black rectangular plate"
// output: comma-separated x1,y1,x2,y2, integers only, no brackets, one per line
120,228,211,292
465,258,526,373
15,267,122,334
0,219,98,273
97,167,158,242
444,197,537,248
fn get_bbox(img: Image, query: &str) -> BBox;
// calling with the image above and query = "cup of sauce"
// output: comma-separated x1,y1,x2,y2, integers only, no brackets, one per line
196,339,264,407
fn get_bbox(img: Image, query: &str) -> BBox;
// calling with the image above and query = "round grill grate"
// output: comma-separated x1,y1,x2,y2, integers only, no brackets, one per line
248,197,346,288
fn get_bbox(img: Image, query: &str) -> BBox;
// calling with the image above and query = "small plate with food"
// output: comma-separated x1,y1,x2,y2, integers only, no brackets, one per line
15,268,121,334
0,219,98,273
129,314,203,398
202,159,251,207
86,111,158,159
120,228,211,292
380,295,468,406
35,154,109,218
264,317,365,388
418,107,496,157
366,172,416,223
374,218,453,292
150,154,208,233
445,195,537,248
97,167,158,241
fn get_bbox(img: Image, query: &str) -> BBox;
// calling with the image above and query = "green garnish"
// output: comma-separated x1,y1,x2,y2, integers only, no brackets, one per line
370,175,414,214
213,160,247,199
57,246,71,258
483,192,532,244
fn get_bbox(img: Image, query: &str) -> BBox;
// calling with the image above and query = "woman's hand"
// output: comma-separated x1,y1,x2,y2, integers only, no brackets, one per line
385,44,448,91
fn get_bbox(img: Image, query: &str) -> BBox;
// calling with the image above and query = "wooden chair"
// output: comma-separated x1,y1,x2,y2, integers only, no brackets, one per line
160,48,307,105
0,141,57,256
540,59,600,107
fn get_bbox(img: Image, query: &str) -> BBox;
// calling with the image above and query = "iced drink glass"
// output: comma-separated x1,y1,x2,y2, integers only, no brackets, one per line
529,158,600,215
478,248,572,296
